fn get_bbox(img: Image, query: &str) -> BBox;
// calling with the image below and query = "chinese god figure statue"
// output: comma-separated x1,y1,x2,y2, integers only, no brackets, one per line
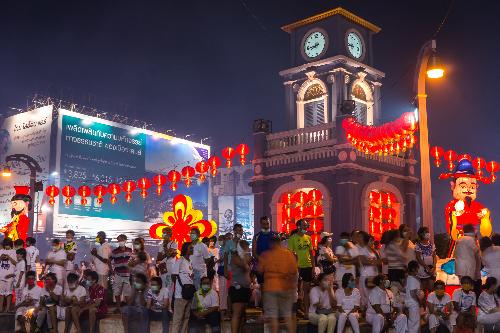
0,186,31,242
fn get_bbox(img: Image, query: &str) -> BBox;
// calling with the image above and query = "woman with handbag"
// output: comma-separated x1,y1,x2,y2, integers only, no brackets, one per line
317,232,337,277
308,273,337,333
171,242,195,333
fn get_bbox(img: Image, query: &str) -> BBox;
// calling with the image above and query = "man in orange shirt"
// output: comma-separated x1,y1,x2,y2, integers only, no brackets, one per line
257,236,298,333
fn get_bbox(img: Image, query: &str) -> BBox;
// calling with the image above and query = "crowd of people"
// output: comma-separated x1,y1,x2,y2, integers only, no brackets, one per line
0,217,498,333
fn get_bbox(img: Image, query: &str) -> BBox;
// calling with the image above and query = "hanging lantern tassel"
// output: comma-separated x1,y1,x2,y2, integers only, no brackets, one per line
122,180,136,203
137,177,151,199
153,174,167,196
167,170,181,191
195,161,209,183
45,185,59,206
221,147,235,168
62,185,76,206
207,156,221,177
473,157,486,178
444,150,458,172
77,185,91,206
93,185,107,205
107,183,121,204
430,146,444,168
486,161,499,183
181,166,196,188
236,143,250,165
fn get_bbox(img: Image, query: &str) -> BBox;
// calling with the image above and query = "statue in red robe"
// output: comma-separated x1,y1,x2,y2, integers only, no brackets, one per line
0,186,31,242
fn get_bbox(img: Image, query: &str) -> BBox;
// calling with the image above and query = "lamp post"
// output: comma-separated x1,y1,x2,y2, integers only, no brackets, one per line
4,154,42,237
414,39,445,236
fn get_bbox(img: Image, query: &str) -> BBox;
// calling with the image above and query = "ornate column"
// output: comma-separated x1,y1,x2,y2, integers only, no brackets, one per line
284,80,296,130
372,81,382,126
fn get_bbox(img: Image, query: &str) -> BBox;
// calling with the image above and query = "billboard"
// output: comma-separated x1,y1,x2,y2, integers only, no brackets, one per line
0,106,53,224
54,109,210,239
218,195,254,242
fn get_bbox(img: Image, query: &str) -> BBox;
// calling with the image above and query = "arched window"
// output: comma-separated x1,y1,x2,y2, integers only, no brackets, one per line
352,84,370,125
297,80,328,128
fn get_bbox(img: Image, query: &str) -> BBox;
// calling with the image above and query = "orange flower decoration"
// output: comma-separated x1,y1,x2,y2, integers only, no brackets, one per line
149,194,217,246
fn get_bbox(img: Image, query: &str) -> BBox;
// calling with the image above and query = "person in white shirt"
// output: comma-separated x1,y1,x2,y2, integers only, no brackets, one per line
427,280,452,333
146,276,170,333
36,272,63,333
0,237,17,312
450,275,477,328
358,231,380,306
336,273,361,333
121,272,151,333
189,228,211,290
15,270,43,333
91,231,112,288
309,273,337,333
335,232,359,284
44,239,67,287
156,227,178,291
171,242,194,333
61,272,87,333
366,274,407,333
14,248,27,306
454,224,481,282
399,224,416,264
405,261,424,333
25,237,40,274
477,277,500,325
479,236,500,282
191,276,221,332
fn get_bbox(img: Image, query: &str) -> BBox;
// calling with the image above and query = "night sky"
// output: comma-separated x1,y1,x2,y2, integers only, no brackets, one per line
1,0,499,233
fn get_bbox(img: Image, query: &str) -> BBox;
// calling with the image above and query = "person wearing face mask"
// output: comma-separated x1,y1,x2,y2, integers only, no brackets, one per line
308,273,337,333
336,273,361,333
64,230,78,278
358,231,381,307
191,276,221,333
156,227,178,291
121,273,149,333
207,236,219,292
44,239,67,287
15,270,42,333
110,234,133,314
477,277,500,326
79,271,107,333
335,232,359,287
188,228,211,290
366,274,407,333
0,237,17,313
454,224,481,294
129,237,154,277
382,230,407,289
145,276,170,333
405,261,425,333
415,226,437,293
398,224,416,264
90,231,111,289
171,242,194,333
480,236,500,282
14,248,27,308
229,240,252,333
426,280,452,333
223,224,244,279
450,276,477,329
316,232,337,276
36,273,62,333
61,273,87,333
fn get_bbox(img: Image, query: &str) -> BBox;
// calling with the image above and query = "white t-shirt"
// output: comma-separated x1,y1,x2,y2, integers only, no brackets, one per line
158,241,178,274
26,246,39,271
335,243,358,280
358,247,378,277
336,288,360,312
40,285,63,306
367,286,394,315
190,241,210,272
64,285,87,299
427,292,451,312
147,288,169,312
482,246,500,281
452,288,476,312
93,242,112,275
20,285,43,307
0,249,17,279
193,289,219,311
308,286,334,314
15,260,26,287
47,249,67,276
171,257,193,299
405,275,421,307
478,291,498,316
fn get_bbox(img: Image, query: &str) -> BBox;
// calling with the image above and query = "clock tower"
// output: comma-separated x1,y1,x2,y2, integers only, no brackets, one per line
280,7,384,130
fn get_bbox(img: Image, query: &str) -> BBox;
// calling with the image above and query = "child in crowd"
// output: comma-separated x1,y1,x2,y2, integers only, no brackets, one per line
61,272,87,333
121,273,150,333
249,272,261,307
146,276,170,333
451,275,477,329
427,280,452,333
14,248,27,306
64,229,78,275
36,272,63,333
405,260,424,333
25,237,40,273
0,237,17,312
15,270,42,333
14,239,24,251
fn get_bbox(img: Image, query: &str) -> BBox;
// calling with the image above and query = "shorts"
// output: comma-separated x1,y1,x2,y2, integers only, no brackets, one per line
113,275,131,298
299,267,313,283
263,291,294,319
229,286,251,304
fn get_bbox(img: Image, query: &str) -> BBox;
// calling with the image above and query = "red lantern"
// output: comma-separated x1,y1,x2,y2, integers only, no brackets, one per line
430,146,444,168
107,183,121,204
77,185,91,206
473,157,486,177
309,219,324,233
444,150,458,172
221,147,236,168
122,180,136,203
195,161,209,183
293,191,308,205
167,170,181,191
45,185,59,206
308,189,322,202
369,191,380,204
62,185,76,206
137,177,151,199
486,161,500,183
236,143,250,165
93,185,107,205
207,156,221,177
181,166,196,188
311,233,321,248
153,174,167,196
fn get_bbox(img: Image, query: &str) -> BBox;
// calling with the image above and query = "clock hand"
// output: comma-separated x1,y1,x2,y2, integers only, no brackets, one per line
348,43,354,48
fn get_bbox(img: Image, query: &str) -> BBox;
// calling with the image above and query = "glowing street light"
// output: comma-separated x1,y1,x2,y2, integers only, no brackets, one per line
426,52,445,79
1,166,12,177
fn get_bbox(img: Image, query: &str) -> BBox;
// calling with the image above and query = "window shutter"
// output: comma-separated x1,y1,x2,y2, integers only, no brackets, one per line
304,100,325,127
353,102,367,125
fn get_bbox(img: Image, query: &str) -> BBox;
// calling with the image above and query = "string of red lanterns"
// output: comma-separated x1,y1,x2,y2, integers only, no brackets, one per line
342,112,418,156
44,144,251,206
368,190,398,240
430,146,499,184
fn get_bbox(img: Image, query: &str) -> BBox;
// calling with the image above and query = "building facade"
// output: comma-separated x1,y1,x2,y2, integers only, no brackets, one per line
251,8,419,241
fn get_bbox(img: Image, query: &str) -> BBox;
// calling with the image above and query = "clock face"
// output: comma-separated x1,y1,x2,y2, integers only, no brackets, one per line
303,30,327,59
346,31,363,59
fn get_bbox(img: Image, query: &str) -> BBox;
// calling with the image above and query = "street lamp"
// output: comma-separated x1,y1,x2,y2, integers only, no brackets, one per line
1,166,12,177
414,39,445,236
